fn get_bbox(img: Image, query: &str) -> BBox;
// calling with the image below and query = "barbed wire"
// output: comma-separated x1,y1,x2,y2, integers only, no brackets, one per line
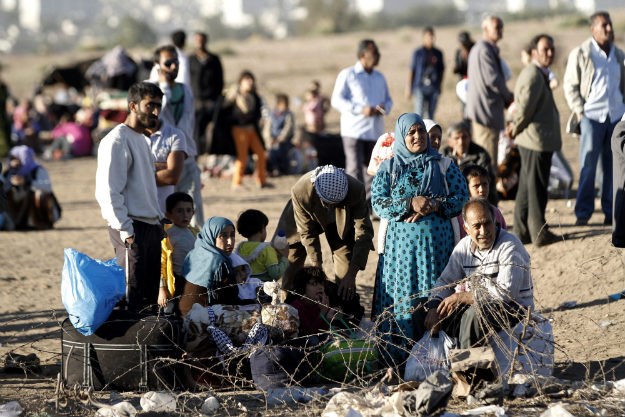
1,246,625,416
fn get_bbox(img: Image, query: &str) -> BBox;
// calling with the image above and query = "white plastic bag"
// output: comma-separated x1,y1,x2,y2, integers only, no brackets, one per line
404,331,455,382
140,391,176,412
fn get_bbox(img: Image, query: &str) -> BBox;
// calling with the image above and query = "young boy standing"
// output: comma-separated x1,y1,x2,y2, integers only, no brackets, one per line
159,192,199,310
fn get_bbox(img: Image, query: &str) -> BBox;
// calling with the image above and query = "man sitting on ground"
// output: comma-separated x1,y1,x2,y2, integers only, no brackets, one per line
418,198,534,348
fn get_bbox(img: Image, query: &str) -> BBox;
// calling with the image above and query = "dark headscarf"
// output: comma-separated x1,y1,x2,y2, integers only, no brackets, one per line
183,217,234,291
384,113,447,197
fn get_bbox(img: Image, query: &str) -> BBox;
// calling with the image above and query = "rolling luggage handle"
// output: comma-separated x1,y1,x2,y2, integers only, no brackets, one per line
124,243,130,307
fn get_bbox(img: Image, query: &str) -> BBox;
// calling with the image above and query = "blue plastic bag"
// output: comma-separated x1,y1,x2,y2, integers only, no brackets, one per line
61,248,125,336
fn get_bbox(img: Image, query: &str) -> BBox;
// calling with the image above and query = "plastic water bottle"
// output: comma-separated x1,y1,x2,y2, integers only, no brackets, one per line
273,230,288,250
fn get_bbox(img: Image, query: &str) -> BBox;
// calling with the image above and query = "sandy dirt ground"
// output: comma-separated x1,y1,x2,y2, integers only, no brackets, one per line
0,14,625,416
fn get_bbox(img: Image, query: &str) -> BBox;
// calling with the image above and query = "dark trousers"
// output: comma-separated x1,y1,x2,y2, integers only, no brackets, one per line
341,137,376,204
108,220,163,313
413,300,524,350
514,146,553,242
195,101,216,155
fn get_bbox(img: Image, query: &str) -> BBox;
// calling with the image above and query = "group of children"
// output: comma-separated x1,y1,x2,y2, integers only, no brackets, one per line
158,191,347,340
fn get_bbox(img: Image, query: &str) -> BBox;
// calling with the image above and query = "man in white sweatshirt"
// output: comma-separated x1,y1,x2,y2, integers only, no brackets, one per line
95,81,164,312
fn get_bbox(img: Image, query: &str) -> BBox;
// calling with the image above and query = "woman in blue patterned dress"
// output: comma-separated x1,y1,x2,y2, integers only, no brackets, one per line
371,113,468,363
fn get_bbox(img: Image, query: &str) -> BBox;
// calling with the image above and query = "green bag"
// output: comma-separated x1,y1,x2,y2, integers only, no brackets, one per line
317,315,378,382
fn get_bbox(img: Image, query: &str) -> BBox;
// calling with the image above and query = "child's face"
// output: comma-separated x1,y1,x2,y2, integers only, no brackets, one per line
216,225,236,255
234,265,247,284
276,100,288,112
304,279,325,302
167,201,194,228
467,175,490,199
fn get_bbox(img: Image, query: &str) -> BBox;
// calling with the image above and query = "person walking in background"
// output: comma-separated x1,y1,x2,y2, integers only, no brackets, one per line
466,14,514,170
224,70,268,189
406,26,445,120
95,82,164,312
331,39,392,212
189,31,224,155
563,11,625,226
507,34,562,247
154,44,204,227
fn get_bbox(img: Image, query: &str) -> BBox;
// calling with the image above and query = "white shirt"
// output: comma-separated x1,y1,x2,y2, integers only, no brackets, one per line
584,39,625,123
146,122,187,213
95,124,161,241
430,229,534,309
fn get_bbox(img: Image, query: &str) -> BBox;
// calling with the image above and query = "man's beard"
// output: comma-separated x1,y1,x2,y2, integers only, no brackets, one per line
135,110,158,131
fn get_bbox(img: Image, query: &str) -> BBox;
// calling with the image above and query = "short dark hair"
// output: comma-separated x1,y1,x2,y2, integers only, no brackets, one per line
238,69,255,84
153,45,177,63
461,197,494,223
529,33,553,52
357,39,376,58
195,31,208,43
293,266,327,298
127,81,163,108
462,165,490,182
171,30,186,48
423,26,434,35
236,209,268,238
275,93,289,107
447,120,471,138
590,11,610,26
165,192,194,213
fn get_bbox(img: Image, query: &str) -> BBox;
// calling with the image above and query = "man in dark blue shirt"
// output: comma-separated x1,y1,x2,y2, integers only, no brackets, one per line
406,26,445,119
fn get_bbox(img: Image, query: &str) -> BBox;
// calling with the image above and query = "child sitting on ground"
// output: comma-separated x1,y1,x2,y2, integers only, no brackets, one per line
457,165,507,238
235,209,289,282
230,252,271,304
288,266,365,337
288,266,340,337
159,192,199,312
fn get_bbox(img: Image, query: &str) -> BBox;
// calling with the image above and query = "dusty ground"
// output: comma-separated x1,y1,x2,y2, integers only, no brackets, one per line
1,13,625,416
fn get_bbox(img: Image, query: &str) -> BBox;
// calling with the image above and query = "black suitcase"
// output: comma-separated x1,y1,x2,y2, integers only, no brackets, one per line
61,310,183,391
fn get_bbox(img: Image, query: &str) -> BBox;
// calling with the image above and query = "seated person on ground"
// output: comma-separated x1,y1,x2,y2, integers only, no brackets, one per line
179,216,239,317
288,266,364,337
159,192,199,312
235,209,289,282
416,198,534,349
4,145,60,230
230,252,270,304
456,165,507,239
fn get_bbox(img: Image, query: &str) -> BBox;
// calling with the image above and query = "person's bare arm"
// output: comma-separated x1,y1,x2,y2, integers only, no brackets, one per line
155,150,185,186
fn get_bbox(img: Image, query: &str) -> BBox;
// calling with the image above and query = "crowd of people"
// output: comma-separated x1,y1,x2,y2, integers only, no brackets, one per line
2,10,625,386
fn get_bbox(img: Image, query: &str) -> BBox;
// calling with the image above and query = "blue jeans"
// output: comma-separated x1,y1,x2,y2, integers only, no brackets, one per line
412,89,440,120
575,116,616,221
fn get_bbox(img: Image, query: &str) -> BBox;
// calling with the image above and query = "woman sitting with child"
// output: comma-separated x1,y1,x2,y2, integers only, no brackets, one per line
179,216,239,316
3,145,61,230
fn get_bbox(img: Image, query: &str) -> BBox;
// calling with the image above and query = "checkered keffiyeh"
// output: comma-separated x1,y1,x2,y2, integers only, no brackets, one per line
310,165,348,204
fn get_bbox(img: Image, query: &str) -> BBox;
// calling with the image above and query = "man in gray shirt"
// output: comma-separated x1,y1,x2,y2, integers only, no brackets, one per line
466,15,514,170
419,198,534,349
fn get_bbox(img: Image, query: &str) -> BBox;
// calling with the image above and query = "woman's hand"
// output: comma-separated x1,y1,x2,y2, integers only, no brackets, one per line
409,196,440,220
